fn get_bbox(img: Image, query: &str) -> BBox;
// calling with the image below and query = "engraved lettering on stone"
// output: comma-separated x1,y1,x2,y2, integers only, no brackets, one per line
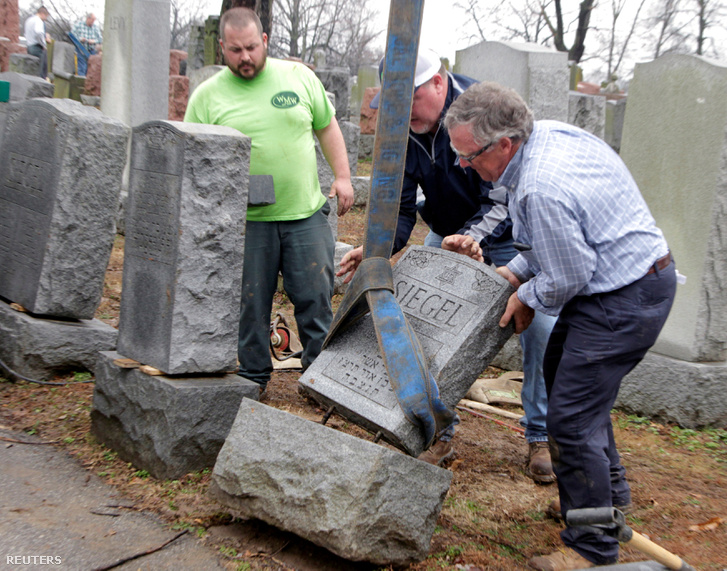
5,154,47,199
127,171,179,265
395,278,467,330
323,353,396,408
109,16,126,30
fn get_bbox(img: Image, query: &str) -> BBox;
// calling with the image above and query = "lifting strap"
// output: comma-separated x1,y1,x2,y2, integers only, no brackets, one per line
324,0,455,450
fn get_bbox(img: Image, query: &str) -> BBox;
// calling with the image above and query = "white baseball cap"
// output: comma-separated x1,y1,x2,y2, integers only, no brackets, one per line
370,48,442,109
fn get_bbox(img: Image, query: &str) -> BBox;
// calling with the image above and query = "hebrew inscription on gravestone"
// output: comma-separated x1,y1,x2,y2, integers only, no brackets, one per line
299,246,514,456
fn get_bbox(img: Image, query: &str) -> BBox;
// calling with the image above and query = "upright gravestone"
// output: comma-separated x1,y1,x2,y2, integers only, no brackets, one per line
617,54,727,427
117,121,249,374
0,99,129,318
0,98,128,378
454,41,569,121
568,91,606,140
101,0,172,126
92,120,260,479
299,246,514,456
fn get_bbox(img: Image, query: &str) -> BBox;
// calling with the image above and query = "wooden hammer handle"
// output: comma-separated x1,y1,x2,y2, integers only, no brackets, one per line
629,531,694,571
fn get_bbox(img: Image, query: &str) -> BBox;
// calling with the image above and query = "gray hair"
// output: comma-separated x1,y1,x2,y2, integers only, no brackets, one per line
220,7,263,41
443,82,534,146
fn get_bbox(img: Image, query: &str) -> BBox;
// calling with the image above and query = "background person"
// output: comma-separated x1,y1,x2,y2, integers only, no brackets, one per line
444,81,676,570
338,49,556,483
184,7,353,397
72,13,103,53
24,6,50,79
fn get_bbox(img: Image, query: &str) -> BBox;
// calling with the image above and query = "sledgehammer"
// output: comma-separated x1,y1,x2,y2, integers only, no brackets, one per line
566,507,695,571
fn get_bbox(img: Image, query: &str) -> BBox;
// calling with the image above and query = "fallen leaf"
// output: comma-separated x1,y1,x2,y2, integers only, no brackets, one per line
688,517,724,532
449,458,465,471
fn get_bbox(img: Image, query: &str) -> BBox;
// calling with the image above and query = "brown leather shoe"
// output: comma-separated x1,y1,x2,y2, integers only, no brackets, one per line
546,497,633,521
527,441,556,484
528,547,594,570
417,439,454,466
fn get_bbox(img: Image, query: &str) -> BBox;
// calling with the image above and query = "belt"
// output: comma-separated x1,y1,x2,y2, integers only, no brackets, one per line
646,252,672,275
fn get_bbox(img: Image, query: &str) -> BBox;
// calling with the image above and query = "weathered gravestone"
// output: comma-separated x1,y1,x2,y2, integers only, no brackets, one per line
0,98,127,378
568,91,606,140
117,121,249,375
617,54,727,427
101,0,171,126
8,53,40,76
0,98,129,318
211,398,453,566
454,41,569,122
299,246,515,456
0,71,53,102
92,121,260,479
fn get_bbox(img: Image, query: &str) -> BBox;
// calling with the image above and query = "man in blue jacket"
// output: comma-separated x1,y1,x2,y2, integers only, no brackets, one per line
338,49,557,482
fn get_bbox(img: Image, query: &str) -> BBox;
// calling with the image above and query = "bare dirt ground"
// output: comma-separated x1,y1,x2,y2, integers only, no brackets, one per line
1,201,726,570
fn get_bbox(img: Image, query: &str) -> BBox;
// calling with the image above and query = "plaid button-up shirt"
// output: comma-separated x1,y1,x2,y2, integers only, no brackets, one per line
502,120,669,316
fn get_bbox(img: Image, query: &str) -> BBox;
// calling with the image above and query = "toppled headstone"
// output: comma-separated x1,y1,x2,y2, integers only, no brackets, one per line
0,98,129,318
91,352,259,480
0,71,53,101
116,121,249,374
299,246,514,456
211,398,452,565
0,299,117,379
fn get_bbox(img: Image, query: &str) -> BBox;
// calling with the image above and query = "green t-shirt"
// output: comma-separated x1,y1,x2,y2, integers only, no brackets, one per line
184,58,335,221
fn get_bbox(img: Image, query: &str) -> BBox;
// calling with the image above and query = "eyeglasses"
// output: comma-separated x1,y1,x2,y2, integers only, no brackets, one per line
452,140,495,165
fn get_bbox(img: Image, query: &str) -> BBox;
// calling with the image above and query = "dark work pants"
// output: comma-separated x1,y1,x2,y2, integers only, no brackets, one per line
27,44,47,79
237,206,334,387
544,260,676,564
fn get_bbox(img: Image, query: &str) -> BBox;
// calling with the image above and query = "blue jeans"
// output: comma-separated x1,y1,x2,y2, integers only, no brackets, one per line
428,234,554,444
237,206,335,387
488,239,555,443
545,260,676,564
27,44,47,79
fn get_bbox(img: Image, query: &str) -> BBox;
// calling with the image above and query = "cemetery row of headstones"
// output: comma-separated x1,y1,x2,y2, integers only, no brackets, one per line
1,32,725,565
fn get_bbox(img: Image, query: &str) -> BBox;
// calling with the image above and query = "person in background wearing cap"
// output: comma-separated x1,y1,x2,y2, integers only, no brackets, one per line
444,81,675,570
337,49,558,483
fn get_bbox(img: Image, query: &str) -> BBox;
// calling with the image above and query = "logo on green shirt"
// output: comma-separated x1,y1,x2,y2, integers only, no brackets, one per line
271,91,300,109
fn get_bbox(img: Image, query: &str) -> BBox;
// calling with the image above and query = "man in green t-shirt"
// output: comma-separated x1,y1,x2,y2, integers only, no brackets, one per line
185,7,353,394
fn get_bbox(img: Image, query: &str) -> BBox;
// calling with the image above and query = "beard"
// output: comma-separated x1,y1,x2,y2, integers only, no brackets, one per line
228,47,267,80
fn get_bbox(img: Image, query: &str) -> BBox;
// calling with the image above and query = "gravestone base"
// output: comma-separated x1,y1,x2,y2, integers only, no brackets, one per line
211,399,452,566
0,299,117,380
91,351,259,480
617,352,727,428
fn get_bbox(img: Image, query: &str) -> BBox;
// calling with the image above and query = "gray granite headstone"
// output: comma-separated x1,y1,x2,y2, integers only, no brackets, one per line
187,65,224,97
91,351,260,480
605,98,627,153
454,41,569,121
621,54,727,362
9,53,40,76
211,398,452,566
51,41,76,79
0,299,117,379
299,246,514,456
116,121,249,374
315,68,350,121
568,90,606,139
0,71,54,101
0,98,129,318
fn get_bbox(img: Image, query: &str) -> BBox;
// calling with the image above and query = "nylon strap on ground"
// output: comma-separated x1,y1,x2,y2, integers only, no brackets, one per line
324,0,455,450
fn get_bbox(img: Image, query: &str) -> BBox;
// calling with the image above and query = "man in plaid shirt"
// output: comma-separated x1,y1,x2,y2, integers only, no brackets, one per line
72,13,102,53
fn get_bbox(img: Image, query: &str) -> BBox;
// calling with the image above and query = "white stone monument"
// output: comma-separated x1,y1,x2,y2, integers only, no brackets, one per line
101,0,172,126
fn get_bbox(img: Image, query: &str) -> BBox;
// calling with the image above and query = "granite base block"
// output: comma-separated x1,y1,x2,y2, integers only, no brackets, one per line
617,351,727,428
0,299,117,379
91,351,259,480
211,399,452,566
